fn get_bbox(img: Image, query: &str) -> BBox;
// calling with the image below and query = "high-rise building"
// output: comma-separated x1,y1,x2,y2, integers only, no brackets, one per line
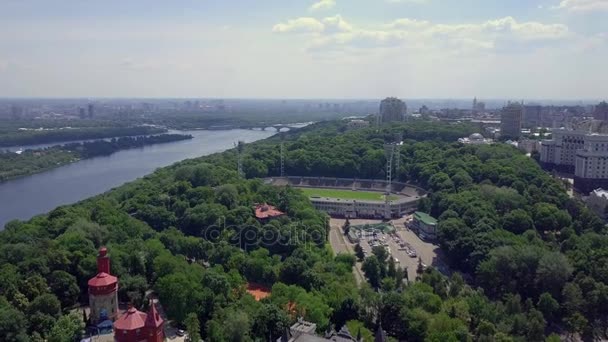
523,105,542,128
500,102,523,139
88,103,94,118
472,97,486,115
378,97,406,124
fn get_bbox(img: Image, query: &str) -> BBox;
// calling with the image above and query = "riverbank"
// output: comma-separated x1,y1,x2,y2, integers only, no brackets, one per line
0,134,192,182
0,129,275,228
0,125,166,147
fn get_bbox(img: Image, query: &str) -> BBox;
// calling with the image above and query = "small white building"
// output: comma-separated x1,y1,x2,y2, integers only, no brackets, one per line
458,133,493,145
587,188,608,219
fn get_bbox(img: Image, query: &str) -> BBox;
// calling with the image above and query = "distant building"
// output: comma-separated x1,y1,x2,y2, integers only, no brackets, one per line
594,101,608,121
411,212,437,240
378,97,406,124
523,105,542,128
458,133,493,145
540,117,608,193
472,97,486,115
500,102,523,139
88,103,95,118
586,188,608,219
254,203,285,222
518,139,541,154
79,107,86,119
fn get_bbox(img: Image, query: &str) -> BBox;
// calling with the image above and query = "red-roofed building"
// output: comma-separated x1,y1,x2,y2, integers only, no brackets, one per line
88,247,119,324
254,203,285,222
114,301,165,342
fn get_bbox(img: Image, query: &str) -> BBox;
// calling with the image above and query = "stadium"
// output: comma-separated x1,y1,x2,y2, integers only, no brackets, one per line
267,176,426,219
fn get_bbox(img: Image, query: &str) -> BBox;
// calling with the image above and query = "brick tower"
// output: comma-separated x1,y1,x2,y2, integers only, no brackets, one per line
88,247,119,323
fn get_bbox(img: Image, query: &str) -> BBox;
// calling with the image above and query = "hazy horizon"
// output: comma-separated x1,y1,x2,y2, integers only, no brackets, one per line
1,0,606,99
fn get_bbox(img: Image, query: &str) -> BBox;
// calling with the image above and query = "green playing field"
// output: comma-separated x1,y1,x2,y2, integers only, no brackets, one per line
299,188,399,201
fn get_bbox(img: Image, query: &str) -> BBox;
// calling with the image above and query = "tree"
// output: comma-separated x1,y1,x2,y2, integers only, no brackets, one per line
48,270,80,308
387,256,396,278
533,203,572,232
536,253,572,298
184,312,202,342
526,309,546,342
416,257,425,278
155,272,202,323
362,256,382,288
354,243,365,262
537,292,559,323
252,304,289,340
343,218,351,235
564,312,588,338
215,184,239,209
48,313,84,342
562,282,584,316
0,299,29,342
502,209,534,234
224,309,251,342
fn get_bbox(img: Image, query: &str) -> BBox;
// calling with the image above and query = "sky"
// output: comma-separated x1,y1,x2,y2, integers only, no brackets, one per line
0,0,606,99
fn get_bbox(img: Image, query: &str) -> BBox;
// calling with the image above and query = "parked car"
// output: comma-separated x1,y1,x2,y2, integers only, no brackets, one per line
177,329,186,337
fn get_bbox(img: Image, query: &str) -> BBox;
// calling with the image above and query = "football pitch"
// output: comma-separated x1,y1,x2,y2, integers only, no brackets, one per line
299,188,399,201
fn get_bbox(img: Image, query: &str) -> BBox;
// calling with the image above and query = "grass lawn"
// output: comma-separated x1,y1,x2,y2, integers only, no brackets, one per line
299,187,399,201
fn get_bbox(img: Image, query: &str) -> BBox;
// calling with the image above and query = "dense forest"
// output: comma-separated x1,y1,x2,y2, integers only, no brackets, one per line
0,134,192,181
0,125,166,147
0,119,606,341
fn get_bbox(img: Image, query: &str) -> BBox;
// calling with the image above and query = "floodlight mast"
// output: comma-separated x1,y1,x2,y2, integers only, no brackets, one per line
235,141,245,177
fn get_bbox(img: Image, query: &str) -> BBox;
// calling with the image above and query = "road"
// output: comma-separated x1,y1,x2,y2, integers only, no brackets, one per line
329,219,365,286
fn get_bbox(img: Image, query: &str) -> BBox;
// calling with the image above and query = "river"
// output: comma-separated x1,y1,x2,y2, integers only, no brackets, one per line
0,129,275,229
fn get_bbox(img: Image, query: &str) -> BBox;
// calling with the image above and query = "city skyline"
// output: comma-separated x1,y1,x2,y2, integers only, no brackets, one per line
0,0,606,99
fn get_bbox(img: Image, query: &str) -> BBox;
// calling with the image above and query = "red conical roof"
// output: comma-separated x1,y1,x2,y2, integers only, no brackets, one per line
114,307,146,331
144,300,164,328
88,272,118,288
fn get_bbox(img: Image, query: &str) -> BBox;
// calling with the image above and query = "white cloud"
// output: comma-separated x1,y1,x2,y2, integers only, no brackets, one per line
274,15,570,53
309,0,336,11
554,0,608,11
322,15,353,33
386,0,429,3
272,17,324,33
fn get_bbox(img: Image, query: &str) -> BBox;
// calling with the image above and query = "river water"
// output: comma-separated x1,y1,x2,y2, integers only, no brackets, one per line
0,129,275,229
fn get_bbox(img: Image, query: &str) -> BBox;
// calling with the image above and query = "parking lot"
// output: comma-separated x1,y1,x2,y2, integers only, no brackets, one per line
330,217,448,282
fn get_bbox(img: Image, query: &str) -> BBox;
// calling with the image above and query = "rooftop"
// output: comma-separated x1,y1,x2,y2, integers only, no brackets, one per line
114,307,146,331
88,272,118,288
255,203,285,220
414,211,437,226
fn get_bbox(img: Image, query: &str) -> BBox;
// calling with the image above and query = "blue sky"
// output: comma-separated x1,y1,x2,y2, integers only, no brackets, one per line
0,0,606,99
